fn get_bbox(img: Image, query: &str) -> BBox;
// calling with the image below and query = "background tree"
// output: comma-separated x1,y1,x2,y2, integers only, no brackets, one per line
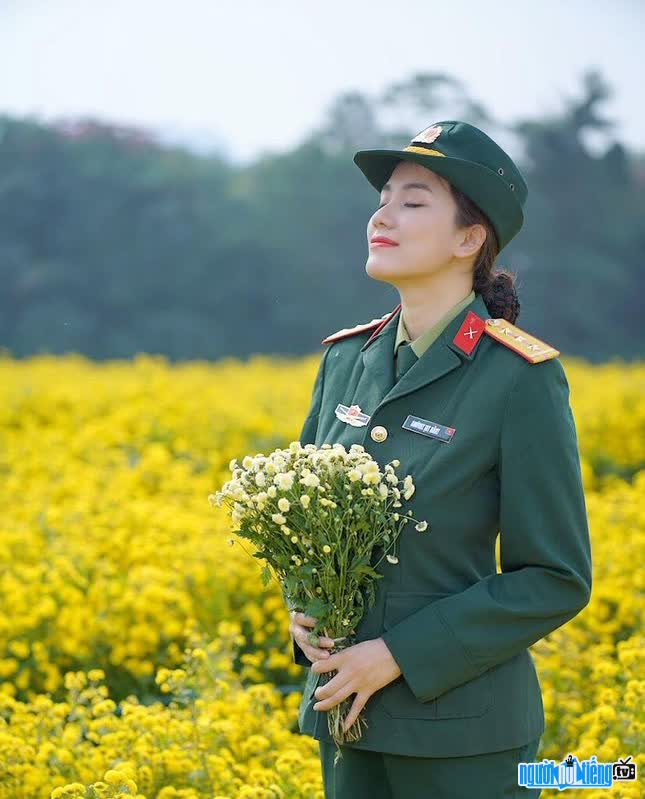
0,69,642,362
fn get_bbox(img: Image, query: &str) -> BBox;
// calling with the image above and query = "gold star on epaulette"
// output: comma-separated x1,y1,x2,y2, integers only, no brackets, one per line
484,318,560,363
321,313,390,345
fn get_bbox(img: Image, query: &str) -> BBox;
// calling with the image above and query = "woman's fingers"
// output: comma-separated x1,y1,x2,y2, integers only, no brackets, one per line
295,612,318,628
289,613,336,660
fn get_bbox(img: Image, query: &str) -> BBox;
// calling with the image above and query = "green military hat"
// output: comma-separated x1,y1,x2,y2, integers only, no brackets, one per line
353,120,528,252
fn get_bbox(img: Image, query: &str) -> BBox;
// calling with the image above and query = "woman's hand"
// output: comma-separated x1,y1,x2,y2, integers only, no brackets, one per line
310,638,402,731
289,611,337,663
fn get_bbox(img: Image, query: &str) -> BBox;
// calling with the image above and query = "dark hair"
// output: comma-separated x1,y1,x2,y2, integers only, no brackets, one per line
448,183,521,323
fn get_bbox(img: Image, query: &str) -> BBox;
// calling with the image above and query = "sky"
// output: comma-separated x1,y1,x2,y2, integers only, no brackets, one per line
1,0,642,164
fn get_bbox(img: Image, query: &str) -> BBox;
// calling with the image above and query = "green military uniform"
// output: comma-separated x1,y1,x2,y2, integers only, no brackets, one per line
288,121,592,798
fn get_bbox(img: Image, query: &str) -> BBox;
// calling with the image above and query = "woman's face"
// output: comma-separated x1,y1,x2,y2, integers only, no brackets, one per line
365,160,480,286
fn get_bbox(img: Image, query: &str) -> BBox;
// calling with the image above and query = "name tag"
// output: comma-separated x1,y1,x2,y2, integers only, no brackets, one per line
402,414,456,443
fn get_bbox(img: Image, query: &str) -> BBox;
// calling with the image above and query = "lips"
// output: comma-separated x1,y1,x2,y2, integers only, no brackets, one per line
370,236,399,247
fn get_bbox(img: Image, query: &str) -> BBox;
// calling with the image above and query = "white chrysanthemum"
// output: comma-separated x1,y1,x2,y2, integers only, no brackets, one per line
271,513,287,525
348,469,362,482
254,471,267,487
267,486,277,498
386,554,399,564
302,472,320,488
415,520,429,532
232,485,249,503
362,471,381,485
242,455,254,470
273,455,288,473
278,497,290,512
403,475,415,500
274,472,294,491
386,473,398,484
391,459,400,467
289,441,302,454
378,483,389,499
300,494,311,509
393,513,400,521
229,458,238,472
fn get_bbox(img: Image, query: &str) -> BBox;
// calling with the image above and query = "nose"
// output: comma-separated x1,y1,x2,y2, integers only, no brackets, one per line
370,201,393,231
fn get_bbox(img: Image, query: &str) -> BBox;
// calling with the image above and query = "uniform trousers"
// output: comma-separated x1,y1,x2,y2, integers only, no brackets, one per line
319,736,542,799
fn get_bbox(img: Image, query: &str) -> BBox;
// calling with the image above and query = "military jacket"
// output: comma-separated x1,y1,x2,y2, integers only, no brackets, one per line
290,292,592,758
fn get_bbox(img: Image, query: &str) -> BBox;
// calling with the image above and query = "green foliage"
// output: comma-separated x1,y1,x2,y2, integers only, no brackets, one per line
0,68,642,361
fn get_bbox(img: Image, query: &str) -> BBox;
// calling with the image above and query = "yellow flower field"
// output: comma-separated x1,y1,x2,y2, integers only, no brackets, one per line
0,352,643,799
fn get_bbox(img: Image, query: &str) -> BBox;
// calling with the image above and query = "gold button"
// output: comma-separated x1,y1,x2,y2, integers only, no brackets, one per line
370,425,388,442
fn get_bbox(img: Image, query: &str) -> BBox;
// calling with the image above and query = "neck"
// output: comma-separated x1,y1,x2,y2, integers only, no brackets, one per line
397,273,474,341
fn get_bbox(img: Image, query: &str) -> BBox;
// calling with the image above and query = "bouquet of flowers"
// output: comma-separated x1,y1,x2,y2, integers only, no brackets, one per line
209,440,430,748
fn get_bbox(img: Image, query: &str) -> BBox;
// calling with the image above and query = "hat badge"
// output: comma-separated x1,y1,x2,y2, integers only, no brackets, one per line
412,125,443,145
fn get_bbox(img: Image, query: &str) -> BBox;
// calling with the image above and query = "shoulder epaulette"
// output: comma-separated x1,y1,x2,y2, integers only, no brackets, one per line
321,312,392,345
484,318,559,363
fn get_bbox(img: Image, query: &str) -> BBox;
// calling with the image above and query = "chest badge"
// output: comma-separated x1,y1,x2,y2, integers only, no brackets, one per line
402,414,456,443
335,403,371,427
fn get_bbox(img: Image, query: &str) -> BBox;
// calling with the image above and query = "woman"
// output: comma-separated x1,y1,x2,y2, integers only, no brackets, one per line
289,120,592,799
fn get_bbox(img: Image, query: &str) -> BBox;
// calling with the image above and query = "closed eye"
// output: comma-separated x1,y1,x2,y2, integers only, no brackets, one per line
377,203,424,209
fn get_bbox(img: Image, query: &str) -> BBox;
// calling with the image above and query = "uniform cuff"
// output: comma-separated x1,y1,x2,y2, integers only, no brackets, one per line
380,604,475,703
292,636,311,667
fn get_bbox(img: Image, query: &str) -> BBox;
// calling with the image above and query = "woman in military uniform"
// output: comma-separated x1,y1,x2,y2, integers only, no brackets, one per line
288,120,592,799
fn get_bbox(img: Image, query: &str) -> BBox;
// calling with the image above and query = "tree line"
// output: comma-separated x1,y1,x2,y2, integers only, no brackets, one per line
0,69,642,362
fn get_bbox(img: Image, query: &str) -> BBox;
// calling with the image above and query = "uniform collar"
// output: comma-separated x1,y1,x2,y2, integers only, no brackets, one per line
394,290,476,357
359,293,491,410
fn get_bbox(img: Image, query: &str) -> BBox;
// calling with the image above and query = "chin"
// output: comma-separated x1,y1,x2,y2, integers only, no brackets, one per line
366,258,421,288
365,255,400,282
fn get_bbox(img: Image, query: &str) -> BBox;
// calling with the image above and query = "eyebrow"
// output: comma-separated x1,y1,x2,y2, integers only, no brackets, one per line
381,181,433,195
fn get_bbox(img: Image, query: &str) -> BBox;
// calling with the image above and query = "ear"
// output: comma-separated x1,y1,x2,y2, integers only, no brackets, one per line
454,224,487,259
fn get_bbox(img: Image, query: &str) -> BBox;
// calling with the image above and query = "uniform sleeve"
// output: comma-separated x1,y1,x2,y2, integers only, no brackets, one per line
291,345,330,667
298,345,330,446
380,357,593,702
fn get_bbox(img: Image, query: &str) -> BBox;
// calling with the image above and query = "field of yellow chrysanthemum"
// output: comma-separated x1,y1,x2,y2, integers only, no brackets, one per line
0,352,643,799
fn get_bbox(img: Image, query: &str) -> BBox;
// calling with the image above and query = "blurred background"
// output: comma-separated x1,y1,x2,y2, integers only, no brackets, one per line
0,0,643,363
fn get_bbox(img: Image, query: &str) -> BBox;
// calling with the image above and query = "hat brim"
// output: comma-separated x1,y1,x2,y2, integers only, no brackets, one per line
353,149,523,251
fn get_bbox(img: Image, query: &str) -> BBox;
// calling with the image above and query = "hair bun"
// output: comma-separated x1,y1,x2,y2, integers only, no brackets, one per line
484,271,520,323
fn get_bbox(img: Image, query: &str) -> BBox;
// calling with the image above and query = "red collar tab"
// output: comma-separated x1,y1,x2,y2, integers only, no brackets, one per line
453,310,486,355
